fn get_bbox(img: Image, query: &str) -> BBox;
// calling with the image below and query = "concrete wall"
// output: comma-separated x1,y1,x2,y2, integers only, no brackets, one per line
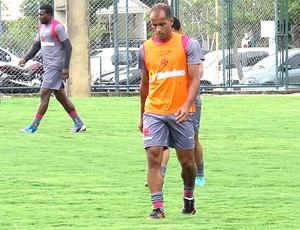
54,0,91,97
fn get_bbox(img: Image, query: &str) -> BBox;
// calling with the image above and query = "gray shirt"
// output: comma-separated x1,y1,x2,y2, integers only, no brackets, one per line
36,22,68,70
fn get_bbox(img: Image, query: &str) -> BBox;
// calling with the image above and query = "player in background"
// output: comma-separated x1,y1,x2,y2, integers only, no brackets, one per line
144,16,205,187
19,4,86,133
139,3,201,219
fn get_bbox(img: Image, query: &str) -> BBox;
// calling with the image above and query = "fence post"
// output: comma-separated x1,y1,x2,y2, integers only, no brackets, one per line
113,0,119,92
171,0,179,18
54,0,91,97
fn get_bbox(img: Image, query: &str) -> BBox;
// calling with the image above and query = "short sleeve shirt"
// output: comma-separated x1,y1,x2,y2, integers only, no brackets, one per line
36,21,68,70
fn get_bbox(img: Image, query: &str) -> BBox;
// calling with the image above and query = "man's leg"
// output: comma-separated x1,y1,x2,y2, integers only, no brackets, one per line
146,146,165,219
20,88,52,133
176,149,197,215
145,148,169,187
161,148,170,177
53,86,85,132
194,134,205,186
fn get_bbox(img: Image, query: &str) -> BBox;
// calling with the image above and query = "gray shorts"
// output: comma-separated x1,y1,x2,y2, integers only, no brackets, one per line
142,113,195,150
41,68,64,90
193,95,202,135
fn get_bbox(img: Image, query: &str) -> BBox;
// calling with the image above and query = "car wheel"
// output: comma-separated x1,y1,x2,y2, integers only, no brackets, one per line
262,81,276,86
200,80,213,91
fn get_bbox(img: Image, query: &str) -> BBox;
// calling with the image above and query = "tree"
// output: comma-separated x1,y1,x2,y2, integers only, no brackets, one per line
289,0,300,47
140,0,168,7
1,17,38,56
89,0,113,25
20,0,53,17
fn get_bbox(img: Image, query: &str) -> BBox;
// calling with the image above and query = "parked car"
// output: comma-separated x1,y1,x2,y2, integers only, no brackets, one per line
0,47,36,68
0,62,43,93
0,49,43,93
240,48,300,86
0,47,21,67
101,68,140,85
201,47,275,86
90,47,139,84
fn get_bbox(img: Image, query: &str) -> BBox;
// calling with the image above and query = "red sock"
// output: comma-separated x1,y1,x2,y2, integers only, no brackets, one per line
35,114,43,120
184,190,194,198
153,201,164,210
69,110,78,118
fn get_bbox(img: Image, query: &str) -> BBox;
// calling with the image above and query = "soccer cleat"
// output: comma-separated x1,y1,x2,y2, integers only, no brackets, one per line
195,176,205,186
71,124,86,133
182,197,196,215
146,208,165,220
19,125,37,133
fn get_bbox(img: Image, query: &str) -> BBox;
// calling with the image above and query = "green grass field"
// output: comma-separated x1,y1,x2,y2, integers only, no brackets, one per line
0,95,299,229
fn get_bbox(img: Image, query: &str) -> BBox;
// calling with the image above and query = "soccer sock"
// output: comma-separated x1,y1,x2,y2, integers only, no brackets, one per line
151,192,164,210
161,164,167,177
197,162,204,177
31,114,43,129
183,185,195,198
69,110,83,127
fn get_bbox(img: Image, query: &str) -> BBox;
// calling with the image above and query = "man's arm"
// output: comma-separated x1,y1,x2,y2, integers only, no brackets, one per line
19,41,41,67
175,39,201,123
139,69,149,133
61,39,72,69
199,61,204,79
187,64,200,108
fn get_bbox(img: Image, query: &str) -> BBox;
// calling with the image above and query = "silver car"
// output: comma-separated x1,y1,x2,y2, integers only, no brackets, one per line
241,49,300,86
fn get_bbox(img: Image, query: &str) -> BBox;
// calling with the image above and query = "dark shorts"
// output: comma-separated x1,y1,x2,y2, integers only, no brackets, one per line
41,68,64,90
193,95,202,135
142,113,195,150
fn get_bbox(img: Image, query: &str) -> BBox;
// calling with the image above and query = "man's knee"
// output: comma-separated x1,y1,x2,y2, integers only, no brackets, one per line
53,89,65,101
178,153,195,169
40,89,52,100
147,147,163,166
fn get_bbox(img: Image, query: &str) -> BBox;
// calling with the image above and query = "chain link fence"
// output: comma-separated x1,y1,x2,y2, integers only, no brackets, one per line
179,0,300,91
0,0,299,94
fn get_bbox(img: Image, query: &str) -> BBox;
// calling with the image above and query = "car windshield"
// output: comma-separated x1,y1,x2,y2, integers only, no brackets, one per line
91,49,104,57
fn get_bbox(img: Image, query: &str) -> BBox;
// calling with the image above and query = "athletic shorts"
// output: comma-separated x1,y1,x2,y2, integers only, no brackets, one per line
41,68,64,90
193,95,202,135
142,113,195,150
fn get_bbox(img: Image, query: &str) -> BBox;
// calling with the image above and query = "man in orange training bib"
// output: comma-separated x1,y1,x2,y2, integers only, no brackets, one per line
138,3,201,219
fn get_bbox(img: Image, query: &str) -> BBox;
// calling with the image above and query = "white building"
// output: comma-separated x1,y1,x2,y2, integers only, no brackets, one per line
96,0,150,42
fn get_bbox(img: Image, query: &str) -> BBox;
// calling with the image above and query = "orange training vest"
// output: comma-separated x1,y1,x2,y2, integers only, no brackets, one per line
143,33,195,114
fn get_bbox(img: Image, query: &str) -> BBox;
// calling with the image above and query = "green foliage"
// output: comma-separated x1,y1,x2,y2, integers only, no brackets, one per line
289,0,300,24
20,0,54,17
89,24,106,42
89,0,113,25
1,16,38,56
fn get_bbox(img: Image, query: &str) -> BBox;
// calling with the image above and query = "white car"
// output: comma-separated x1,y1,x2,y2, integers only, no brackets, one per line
90,47,139,84
201,47,276,86
0,47,38,68
240,48,300,86
0,47,21,67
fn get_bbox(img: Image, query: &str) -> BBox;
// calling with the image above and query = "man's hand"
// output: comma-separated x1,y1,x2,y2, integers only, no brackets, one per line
18,59,26,68
61,68,69,80
175,104,189,123
138,119,143,133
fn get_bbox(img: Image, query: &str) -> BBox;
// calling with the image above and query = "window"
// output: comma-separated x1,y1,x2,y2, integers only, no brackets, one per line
244,51,269,67
220,54,242,69
288,53,300,70
0,50,9,62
